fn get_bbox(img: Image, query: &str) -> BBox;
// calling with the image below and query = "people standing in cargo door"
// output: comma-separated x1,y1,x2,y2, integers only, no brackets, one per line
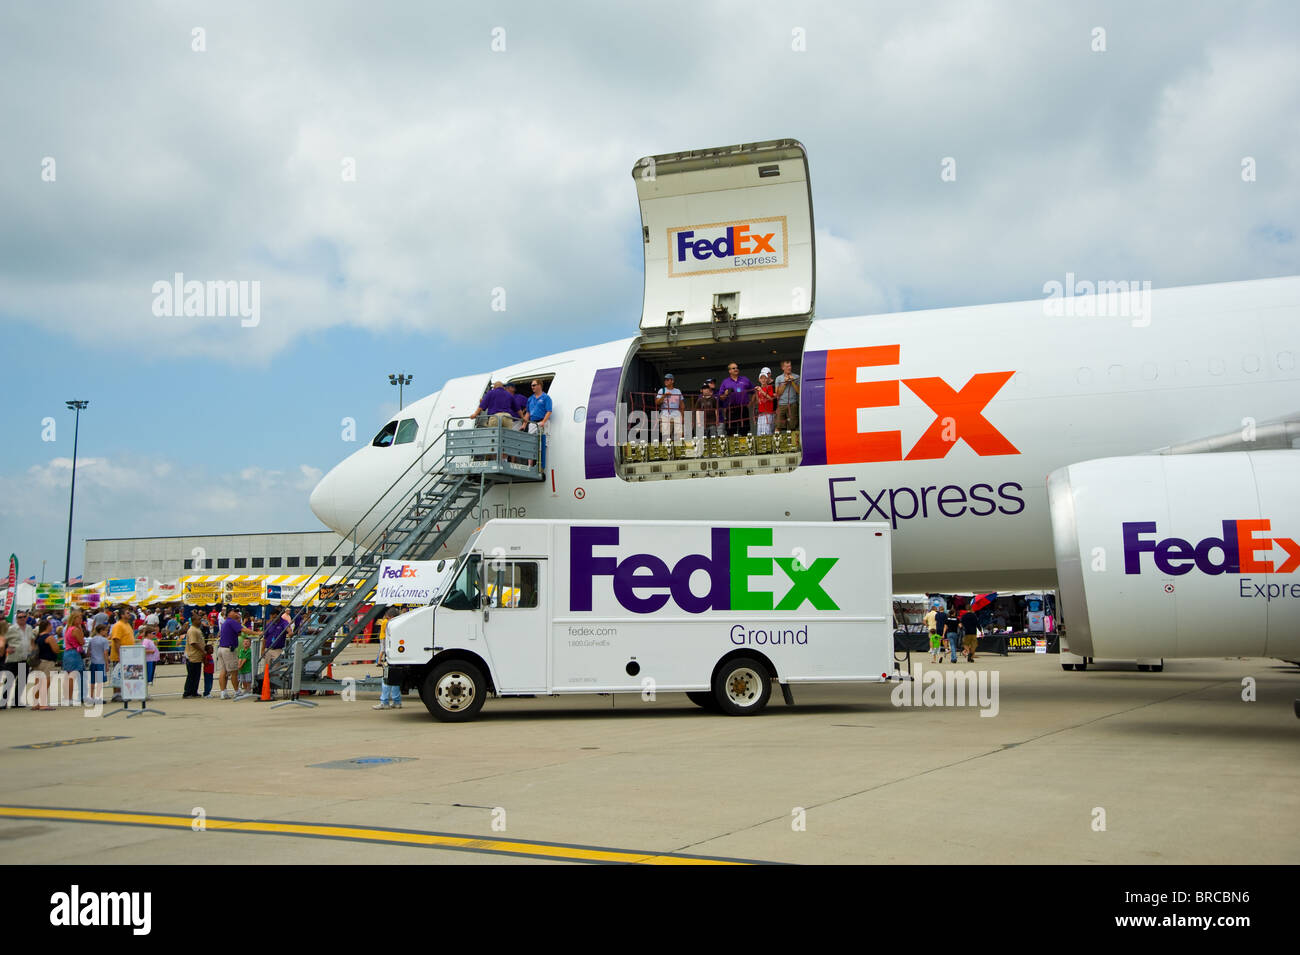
695,381,721,439
526,379,553,470
775,359,800,432
751,368,776,436
656,373,684,445
718,363,752,435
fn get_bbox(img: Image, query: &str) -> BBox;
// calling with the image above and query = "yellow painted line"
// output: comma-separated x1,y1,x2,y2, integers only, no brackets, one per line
0,806,753,865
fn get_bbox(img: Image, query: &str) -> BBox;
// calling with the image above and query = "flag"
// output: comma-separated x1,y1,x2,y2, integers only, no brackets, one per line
4,555,16,623
68,575,83,586
23,575,36,586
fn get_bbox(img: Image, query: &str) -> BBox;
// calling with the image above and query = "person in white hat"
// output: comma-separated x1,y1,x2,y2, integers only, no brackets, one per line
752,368,777,436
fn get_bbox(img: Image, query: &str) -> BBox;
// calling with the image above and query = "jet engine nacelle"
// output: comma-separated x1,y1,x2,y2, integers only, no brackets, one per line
1048,451,1300,661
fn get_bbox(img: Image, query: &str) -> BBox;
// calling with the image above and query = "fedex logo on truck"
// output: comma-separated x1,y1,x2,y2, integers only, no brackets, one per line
569,526,838,614
1123,520,1300,575
667,216,787,277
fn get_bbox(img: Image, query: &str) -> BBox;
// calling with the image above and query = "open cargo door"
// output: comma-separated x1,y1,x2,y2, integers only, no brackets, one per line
634,138,814,345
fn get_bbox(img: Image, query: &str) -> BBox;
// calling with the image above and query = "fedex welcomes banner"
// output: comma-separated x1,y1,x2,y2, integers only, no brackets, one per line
667,216,788,277
376,559,459,606
566,525,857,616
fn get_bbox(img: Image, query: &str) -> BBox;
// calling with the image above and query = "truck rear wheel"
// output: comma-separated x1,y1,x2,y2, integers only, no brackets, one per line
713,658,771,716
422,660,486,722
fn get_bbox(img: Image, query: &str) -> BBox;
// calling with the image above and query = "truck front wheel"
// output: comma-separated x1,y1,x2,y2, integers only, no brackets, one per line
422,660,487,722
686,691,719,711
713,658,771,716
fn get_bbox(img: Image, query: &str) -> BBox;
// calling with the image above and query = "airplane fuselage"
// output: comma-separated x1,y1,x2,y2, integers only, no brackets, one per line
310,276,1300,594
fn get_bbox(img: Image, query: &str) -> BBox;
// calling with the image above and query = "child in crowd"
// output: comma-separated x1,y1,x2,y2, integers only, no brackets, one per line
202,644,215,697
237,637,253,695
140,627,159,690
86,624,111,705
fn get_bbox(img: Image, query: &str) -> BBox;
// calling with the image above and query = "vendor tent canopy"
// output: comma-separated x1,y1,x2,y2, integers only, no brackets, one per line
180,572,362,606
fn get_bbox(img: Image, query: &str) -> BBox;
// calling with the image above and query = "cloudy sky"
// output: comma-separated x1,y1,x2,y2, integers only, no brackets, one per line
2,0,1297,579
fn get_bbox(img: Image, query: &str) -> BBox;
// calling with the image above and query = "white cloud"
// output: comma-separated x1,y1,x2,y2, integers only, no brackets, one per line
0,454,327,576
1,2,1295,364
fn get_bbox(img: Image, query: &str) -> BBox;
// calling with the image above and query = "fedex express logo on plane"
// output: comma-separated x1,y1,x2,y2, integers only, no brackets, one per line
668,217,787,277
801,346,1019,465
569,526,838,614
1124,520,1300,575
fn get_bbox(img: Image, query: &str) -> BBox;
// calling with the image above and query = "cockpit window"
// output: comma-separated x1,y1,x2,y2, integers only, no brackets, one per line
394,418,418,445
371,421,398,448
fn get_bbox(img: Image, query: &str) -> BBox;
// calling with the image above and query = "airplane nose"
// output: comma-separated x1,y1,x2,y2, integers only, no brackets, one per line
309,467,342,533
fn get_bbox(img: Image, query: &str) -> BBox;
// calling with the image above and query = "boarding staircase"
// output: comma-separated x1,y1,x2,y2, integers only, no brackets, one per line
269,419,543,695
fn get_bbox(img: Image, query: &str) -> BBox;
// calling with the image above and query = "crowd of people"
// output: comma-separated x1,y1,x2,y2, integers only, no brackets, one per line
472,379,553,468
0,603,298,708
922,603,985,664
644,358,800,443
466,359,802,457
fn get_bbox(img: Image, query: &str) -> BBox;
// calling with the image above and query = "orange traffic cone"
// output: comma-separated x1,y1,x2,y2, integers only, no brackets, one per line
260,662,272,701
324,662,334,695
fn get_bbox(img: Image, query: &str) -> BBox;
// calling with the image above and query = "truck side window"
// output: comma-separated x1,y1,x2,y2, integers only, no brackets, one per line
513,562,539,609
485,561,539,609
441,555,481,611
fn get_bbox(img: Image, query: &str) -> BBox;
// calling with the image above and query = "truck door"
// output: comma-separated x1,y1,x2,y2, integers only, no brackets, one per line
480,559,548,693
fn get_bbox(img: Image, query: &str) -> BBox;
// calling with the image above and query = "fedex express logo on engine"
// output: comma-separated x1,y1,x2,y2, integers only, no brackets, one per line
1123,520,1300,575
570,526,838,614
668,216,787,277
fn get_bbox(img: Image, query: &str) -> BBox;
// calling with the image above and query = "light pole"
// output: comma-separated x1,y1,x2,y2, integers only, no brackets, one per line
388,373,412,410
64,400,89,587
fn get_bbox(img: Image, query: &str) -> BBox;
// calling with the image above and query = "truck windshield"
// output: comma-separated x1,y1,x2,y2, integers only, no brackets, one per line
440,554,481,611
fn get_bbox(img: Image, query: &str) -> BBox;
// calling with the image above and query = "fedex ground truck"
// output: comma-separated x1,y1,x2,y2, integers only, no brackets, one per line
384,519,894,721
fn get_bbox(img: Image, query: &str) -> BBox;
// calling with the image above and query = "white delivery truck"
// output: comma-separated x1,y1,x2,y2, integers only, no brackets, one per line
384,519,894,721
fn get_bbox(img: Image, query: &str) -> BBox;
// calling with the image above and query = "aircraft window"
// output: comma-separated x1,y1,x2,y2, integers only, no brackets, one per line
371,421,398,448
440,555,481,611
394,418,418,445
573,405,586,423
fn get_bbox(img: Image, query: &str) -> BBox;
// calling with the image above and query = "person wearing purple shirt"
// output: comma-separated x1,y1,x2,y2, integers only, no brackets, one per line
215,609,243,699
474,382,517,427
262,610,292,673
506,383,529,429
717,362,753,435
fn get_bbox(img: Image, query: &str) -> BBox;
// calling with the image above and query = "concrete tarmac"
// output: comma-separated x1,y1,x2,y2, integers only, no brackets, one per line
1,654,1297,864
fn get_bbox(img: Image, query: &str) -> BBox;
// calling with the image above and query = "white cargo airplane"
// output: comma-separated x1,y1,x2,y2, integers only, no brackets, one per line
309,140,1300,665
